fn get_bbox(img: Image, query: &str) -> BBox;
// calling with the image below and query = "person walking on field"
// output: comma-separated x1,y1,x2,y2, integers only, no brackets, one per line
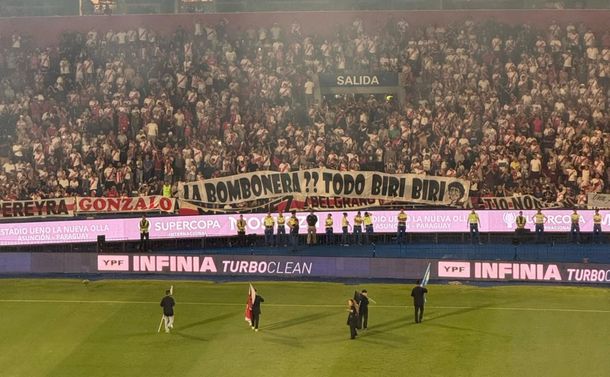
306,210,318,246
346,298,359,339
357,289,370,330
160,289,175,333
251,289,264,332
411,280,428,324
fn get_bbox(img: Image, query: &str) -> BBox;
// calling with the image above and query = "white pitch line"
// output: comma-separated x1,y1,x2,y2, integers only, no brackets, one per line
0,299,609,313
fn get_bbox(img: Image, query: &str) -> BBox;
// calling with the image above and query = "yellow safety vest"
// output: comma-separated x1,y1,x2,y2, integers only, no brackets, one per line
571,214,579,224
354,215,363,226
140,219,149,233
162,184,171,197
468,213,479,224
264,216,274,227
516,216,526,228
534,213,545,224
325,218,333,228
364,216,373,226
277,215,285,225
594,214,602,224
237,219,246,232
398,212,407,224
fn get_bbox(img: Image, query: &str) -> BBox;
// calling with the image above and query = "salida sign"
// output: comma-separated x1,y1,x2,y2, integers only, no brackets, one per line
318,72,399,87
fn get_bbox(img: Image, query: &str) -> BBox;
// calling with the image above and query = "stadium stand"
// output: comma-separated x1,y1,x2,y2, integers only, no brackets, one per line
0,14,609,210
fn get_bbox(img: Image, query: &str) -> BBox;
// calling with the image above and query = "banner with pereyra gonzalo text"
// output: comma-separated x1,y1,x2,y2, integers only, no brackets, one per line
0,198,75,219
178,169,470,207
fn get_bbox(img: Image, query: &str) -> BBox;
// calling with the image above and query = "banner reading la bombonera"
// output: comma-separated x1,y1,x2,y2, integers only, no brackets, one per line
178,169,470,207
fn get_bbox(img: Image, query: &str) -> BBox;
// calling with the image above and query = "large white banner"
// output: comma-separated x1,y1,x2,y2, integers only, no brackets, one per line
178,169,470,207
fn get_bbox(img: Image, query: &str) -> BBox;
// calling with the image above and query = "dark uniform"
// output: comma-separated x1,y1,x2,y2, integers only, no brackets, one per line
357,290,369,330
347,300,359,339
410,284,428,323
251,294,264,330
160,291,175,332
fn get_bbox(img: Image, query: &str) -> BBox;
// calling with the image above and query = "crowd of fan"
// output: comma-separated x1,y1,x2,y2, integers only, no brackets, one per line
0,17,609,207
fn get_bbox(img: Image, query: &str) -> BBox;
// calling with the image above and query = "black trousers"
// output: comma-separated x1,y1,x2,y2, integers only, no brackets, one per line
349,324,358,339
414,305,424,323
252,312,260,329
139,232,149,251
359,308,368,329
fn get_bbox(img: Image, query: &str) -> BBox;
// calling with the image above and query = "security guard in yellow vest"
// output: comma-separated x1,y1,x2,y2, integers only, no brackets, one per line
467,210,481,244
341,213,350,245
325,214,334,245
516,211,526,229
354,211,363,245
276,212,286,246
264,212,275,246
139,214,150,251
397,209,407,244
236,214,247,246
593,209,603,244
288,210,299,248
534,209,547,243
364,212,374,245
570,209,581,244
162,182,172,198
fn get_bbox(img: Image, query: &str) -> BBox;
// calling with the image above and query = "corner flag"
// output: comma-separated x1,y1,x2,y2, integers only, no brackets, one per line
245,283,256,325
421,263,431,287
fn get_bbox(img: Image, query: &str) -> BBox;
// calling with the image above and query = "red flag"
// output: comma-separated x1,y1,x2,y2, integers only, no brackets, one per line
244,283,256,325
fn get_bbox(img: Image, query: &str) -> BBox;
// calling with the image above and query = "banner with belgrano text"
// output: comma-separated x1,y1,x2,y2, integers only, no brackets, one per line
178,169,470,207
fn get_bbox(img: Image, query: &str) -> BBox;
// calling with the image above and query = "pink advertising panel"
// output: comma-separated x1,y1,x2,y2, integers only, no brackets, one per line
0,210,606,246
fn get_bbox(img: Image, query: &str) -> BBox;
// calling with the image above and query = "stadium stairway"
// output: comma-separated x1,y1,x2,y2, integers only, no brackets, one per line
159,243,610,264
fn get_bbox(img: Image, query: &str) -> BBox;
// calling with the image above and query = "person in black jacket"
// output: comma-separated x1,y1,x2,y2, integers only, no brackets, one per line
160,289,175,333
357,289,370,330
410,280,428,323
346,298,359,339
251,290,265,332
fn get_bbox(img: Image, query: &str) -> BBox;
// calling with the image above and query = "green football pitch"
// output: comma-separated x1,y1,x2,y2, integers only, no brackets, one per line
0,279,608,377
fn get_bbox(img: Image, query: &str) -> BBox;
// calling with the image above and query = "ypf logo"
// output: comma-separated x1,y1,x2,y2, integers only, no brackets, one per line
97,255,129,271
438,261,471,278
502,212,516,229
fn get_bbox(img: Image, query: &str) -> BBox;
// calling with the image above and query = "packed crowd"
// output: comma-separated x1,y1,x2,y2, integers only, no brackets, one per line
0,17,609,207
